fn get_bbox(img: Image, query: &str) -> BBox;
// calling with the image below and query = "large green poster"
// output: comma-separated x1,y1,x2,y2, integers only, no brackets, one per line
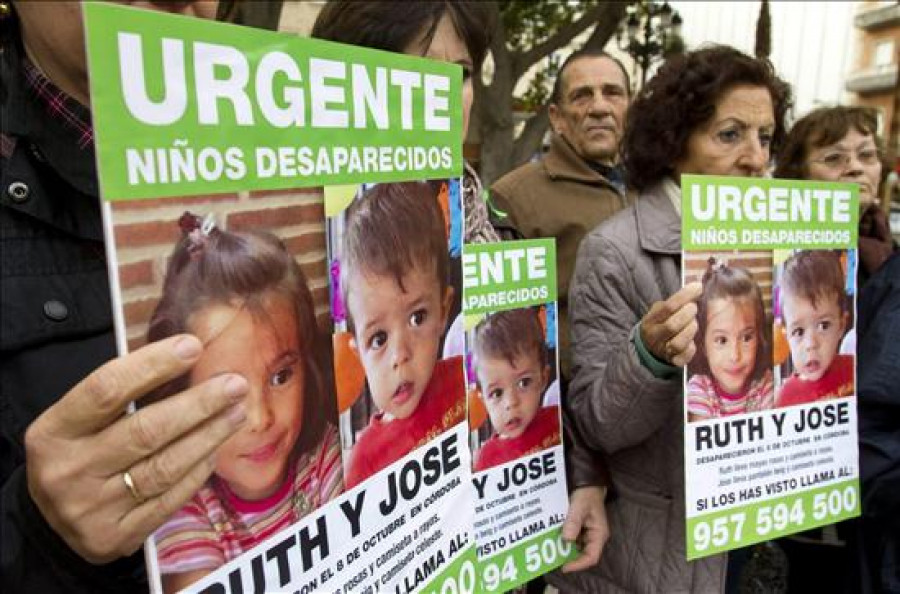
85,4,474,594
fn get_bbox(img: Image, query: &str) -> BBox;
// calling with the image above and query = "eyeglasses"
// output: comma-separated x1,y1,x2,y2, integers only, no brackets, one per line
809,147,882,170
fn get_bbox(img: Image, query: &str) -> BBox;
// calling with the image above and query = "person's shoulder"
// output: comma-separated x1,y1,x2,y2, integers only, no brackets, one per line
300,424,343,503
306,423,341,470
493,160,545,187
474,435,504,471
747,370,774,407
354,413,387,447
421,356,466,425
534,404,560,426
754,368,775,389
431,356,465,394
578,203,638,260
777,375,804,406
591,202,638,238
491,160,546,201
345,422,384,488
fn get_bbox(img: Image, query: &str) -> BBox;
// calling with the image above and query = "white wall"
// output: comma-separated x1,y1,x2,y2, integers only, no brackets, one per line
670,1,859,121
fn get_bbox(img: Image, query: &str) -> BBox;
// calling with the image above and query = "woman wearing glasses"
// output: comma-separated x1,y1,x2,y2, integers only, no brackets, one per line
775,106,898,594
775,106,895,285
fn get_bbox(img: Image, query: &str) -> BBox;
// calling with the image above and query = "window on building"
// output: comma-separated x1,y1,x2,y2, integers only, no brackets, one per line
874,40,895,68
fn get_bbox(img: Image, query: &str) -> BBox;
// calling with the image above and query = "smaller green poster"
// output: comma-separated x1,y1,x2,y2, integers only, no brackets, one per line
463,238,576,591
461,239,557,315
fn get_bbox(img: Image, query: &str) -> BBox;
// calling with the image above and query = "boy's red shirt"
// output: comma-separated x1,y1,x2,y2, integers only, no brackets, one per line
474,405,561,472
777,353,855,407
345,356,466,488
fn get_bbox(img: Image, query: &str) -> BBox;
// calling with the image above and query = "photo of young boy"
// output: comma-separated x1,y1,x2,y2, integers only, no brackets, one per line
470,307,561,472
336,181,466,489
775,250,855,407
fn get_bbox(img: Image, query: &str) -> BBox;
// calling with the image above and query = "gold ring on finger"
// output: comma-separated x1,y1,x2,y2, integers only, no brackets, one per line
123,470,144,504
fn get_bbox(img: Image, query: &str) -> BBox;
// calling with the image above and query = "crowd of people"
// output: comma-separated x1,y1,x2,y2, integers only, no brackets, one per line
1,1,897,593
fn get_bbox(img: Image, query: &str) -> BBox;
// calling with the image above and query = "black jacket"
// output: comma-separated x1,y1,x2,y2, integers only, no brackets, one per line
854,252,900,593
1,40,147,592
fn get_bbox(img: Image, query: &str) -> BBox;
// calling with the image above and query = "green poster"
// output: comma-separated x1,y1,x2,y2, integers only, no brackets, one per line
681,175,858,250
462,238,576,591
84,5,474,594
84,2,463,200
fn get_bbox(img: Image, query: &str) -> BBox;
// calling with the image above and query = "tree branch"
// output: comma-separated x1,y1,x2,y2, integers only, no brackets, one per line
514,2,626,78
476,2,513,128
511,105,550,167
579,2,629,51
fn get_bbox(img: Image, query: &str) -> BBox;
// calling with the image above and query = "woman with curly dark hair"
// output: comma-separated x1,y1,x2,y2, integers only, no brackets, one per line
560,46,792,593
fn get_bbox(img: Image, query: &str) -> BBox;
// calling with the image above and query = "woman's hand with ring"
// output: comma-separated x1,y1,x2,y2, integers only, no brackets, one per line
24,335,248,564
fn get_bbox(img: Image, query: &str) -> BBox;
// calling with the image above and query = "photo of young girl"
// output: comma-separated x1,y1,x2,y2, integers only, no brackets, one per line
469,306,561,471
686,254,775,421
329,181,466,489
145,213,342,593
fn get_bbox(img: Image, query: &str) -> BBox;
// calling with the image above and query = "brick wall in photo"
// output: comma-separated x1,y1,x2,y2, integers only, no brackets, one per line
109,188,329,352
684,251,775,321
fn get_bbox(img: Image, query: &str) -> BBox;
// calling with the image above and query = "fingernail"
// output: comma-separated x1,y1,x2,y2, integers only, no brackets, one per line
227,403,247,426
174,335,202,360
223,374,248,400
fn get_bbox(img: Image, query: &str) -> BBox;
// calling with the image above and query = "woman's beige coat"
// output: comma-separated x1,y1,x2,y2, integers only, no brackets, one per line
549,183,727,593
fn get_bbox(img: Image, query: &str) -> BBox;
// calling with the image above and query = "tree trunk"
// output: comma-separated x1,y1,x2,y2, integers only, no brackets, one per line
475,3,517,186
475,1,629,186
754,0,771,59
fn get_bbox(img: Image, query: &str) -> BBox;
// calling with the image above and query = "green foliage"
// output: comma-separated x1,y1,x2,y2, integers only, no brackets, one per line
499,0,599,52
664,33,685,58
518,68,552,112
498,0,603,112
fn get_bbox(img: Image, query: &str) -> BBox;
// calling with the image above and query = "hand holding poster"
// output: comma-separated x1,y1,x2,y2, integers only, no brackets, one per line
681,175,860,559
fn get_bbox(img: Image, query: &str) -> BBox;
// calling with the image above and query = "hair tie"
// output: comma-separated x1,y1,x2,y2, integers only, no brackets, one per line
178,211,216,258
707,256,728,272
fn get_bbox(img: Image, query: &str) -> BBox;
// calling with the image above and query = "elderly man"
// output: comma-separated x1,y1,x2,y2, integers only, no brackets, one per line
491,49,632,381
